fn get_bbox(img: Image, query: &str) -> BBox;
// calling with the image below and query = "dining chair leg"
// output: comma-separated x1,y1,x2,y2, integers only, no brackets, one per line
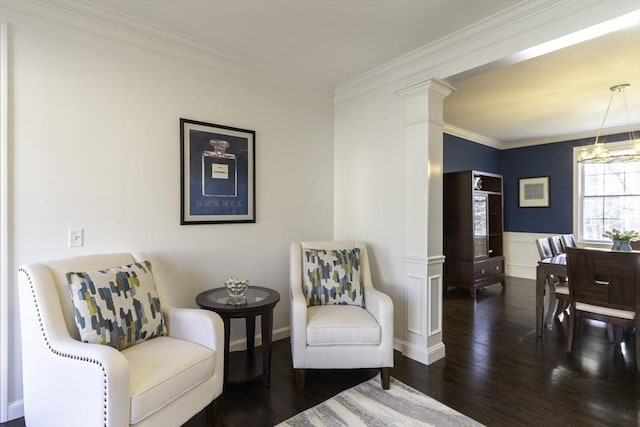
554,300,568,319
567,309,576,352
575,315,582,340
636,323,640,371
607,324,624,345
545,290,557,327
607,324,614,343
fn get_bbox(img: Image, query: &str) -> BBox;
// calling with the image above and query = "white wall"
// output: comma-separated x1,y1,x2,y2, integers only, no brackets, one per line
334,84,406,335
4,7,334,416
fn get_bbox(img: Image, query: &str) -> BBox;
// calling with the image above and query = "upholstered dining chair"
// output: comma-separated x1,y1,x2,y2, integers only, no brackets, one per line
561,234,577,249
535,237,554,260
18,252,224,427
550,235,565,256
565,247,640,370
289,241,394,391
535,237,570,325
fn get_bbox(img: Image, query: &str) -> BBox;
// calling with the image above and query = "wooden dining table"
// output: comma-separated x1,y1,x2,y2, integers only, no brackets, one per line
536,254,566,336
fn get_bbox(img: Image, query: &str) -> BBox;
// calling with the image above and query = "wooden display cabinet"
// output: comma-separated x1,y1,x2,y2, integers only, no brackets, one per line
443,170,505,298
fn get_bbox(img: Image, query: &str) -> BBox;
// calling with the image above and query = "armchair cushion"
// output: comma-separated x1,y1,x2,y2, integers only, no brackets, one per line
303,248,364,307
307,305,381,346
122,336,215,424
67,260,167,350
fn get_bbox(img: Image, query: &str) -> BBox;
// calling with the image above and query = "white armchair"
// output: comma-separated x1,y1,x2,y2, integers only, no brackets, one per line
18,252,224,427
289,241,394,391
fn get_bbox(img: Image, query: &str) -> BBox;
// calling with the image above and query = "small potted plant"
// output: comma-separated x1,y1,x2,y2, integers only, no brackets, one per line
602,229,639,251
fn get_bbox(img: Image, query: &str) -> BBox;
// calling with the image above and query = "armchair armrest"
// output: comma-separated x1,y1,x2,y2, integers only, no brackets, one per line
19,264,130,427
51,338,131,427
164,307,224,352
364,286,394,346
164,307,225,396
290,281,308,347
289,242,309,367
23,332,130,427
364,287,392,324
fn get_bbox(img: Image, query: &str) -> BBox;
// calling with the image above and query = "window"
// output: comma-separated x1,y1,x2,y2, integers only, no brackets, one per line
575,140,640,243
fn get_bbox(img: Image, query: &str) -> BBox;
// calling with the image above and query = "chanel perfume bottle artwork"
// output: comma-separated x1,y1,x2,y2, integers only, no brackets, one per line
189,129,248,216
202,139,237,197
181,118,255,224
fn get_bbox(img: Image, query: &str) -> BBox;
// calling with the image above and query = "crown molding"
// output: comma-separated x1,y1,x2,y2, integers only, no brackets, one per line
335,0,562,103
396,78,455,102
503,123,640,149
334,0,640,104
0,0,334,103
446,122,640,150
443,124,503,149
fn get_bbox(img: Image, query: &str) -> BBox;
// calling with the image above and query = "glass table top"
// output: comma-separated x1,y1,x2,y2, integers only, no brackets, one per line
206,287,269,306
196,286,280,313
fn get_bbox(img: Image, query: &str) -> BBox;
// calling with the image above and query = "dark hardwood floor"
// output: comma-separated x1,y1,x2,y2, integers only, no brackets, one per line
4,276,640,426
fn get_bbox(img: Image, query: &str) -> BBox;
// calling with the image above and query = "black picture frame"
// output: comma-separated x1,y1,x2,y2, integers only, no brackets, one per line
518,176,549,208
180,118,255,224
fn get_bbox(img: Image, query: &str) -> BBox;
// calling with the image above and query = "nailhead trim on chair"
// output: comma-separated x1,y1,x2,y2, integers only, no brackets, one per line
19,268,109,427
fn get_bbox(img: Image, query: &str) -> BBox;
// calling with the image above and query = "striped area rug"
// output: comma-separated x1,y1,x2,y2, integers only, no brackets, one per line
276,374,484,427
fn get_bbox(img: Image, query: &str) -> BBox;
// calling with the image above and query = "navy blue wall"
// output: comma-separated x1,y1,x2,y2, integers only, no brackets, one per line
443,132,636,233
500,141,575,233
443,134,500,174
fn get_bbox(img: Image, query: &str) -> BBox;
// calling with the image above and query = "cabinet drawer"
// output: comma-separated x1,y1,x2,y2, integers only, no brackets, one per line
474,258,503,279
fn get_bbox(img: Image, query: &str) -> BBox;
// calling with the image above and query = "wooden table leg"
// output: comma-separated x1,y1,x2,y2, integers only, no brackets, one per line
222,317,231,392
246,315,256,356
536,265,545,337
261,309,274,385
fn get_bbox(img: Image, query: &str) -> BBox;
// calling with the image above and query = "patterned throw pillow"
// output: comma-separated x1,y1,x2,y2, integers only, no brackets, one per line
67,260,167,350
303,248,364,307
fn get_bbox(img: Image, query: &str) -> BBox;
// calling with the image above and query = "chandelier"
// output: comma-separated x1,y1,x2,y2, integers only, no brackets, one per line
577,83,640,163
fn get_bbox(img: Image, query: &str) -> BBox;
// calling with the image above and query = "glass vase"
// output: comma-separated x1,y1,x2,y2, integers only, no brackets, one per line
225,276,248,297
618,240,632,251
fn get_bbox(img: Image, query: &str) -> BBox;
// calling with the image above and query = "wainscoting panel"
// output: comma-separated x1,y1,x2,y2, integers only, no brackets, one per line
407,274,424,335
504,232,549,280
427,273,442,337
396,255,445,365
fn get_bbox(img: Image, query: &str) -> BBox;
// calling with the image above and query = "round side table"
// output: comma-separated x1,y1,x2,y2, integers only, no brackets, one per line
196,286,280,391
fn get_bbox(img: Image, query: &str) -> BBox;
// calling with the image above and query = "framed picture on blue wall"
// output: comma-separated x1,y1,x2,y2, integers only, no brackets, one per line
180,118,256,224
519,176,549,208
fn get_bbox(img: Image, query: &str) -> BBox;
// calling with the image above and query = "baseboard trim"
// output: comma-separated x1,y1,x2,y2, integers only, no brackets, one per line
394,338,445,366
507,264,536,280
229,326,290,352
8,399,23,421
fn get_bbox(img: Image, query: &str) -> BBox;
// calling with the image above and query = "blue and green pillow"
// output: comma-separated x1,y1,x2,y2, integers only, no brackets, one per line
303,248,364,307
67,260,167,350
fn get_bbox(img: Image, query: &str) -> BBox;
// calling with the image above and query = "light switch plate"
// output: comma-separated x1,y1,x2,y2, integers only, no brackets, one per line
68,229,84,247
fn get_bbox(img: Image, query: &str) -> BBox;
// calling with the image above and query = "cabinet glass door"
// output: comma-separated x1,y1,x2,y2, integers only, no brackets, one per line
473,194,488,258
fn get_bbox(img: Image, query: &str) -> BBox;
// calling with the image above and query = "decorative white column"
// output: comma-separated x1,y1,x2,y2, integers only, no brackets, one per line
395,78,454,365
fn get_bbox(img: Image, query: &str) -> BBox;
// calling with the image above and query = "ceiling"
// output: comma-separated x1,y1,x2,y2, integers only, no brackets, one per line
445,23,640,145
72,1,640,145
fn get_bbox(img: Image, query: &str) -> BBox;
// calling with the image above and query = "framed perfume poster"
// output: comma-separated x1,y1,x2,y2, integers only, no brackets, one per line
180,118,255,224
518,176,549,208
